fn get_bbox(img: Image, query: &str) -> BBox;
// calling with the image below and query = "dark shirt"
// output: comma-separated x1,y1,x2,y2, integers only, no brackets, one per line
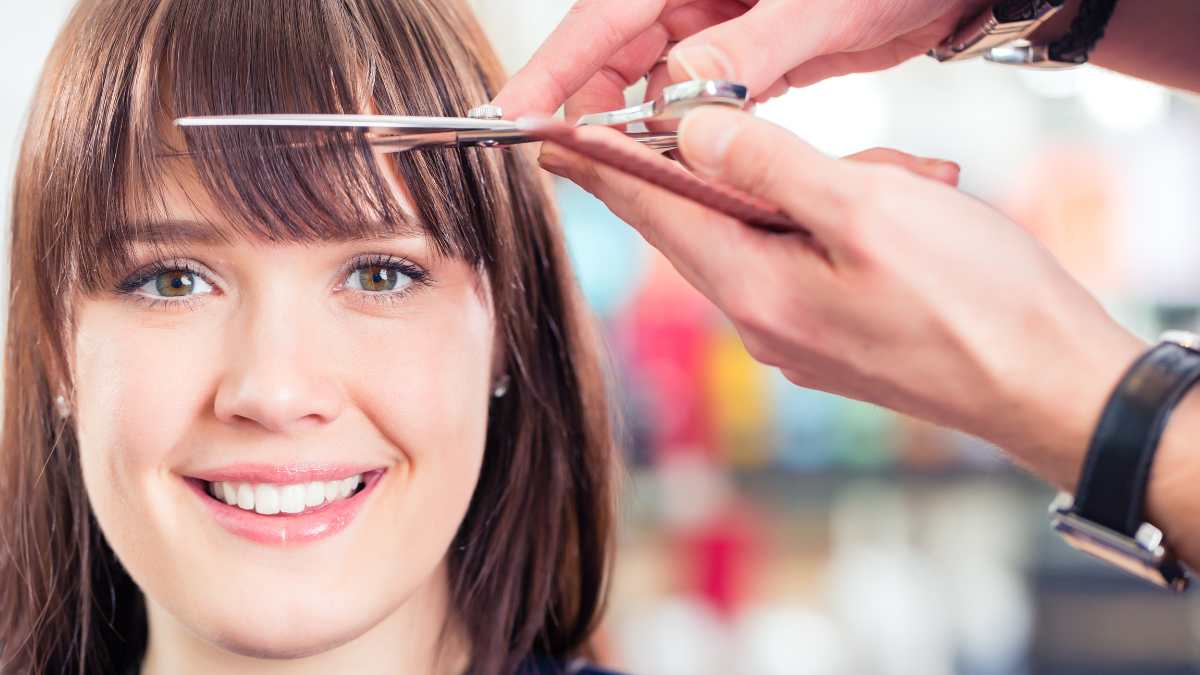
516,654,629,675
122,653,629,674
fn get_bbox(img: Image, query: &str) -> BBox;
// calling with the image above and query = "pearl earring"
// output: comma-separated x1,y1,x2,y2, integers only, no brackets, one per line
54,394,70,420
492,374,511,399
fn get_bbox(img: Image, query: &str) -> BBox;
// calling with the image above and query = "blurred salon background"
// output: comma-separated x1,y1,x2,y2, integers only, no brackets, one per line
5,3,1200,674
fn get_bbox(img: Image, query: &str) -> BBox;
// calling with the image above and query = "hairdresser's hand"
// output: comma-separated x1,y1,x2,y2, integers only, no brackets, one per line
539,106,1150,493
493,0,991,117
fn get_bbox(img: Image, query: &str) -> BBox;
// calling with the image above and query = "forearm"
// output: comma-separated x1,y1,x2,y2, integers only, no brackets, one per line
1036,0,1200,92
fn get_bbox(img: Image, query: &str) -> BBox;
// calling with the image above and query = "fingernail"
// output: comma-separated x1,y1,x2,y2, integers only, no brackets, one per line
539,147,581,180
670,44,735,81
539,148,566,173
935,161,961,184
677,106,746,179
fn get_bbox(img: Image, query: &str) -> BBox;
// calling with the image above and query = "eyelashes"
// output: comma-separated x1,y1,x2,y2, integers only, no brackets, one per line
113,254,432,311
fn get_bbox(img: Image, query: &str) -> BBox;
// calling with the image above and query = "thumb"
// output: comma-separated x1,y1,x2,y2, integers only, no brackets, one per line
666,2,833,97
677,105,853,243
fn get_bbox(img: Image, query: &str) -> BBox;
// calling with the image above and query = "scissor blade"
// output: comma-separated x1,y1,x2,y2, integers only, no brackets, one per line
364,130,679,154
174,113,517,132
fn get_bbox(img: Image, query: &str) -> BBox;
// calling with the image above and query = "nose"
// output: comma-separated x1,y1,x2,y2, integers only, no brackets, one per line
213,298,346,433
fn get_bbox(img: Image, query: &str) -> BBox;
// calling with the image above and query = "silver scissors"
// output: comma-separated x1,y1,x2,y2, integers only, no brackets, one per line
174,79,748,153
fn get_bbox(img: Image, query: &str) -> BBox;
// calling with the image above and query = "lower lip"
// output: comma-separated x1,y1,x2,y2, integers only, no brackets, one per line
184,470,386,546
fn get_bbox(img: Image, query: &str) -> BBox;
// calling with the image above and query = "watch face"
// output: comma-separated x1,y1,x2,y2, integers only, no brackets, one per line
1052,511,1190,592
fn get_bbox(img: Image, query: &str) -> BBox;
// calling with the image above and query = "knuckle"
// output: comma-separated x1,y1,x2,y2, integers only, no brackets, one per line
568,0,624,51
725,286,801,367
564,0,597,20
780,367,813,388
741,333,778,367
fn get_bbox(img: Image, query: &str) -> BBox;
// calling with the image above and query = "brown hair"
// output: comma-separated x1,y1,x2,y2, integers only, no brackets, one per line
0,1,618,673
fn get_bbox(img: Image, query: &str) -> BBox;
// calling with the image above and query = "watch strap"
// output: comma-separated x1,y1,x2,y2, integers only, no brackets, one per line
1073,340,1200,535
995,0,1067,23
1048,0,1120,64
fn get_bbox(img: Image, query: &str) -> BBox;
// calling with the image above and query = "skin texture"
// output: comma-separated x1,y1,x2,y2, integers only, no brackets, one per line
493,0,1200,572
494,0,1199,120
492,0,993,117
1042,0,1200,92
71,151,487,674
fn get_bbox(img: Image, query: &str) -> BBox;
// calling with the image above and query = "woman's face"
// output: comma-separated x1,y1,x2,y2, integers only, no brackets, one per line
71,153,494,660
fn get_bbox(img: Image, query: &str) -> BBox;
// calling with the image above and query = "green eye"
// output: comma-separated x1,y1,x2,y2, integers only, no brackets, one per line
155,270,198,297
131,268,213,299
349,264,412,293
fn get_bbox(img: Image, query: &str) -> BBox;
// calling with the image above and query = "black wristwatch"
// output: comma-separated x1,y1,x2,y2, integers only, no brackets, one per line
1049,331,1200,592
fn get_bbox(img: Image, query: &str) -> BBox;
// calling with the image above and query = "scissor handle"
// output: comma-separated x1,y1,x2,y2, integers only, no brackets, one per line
573,79,748,127
521,117,804,235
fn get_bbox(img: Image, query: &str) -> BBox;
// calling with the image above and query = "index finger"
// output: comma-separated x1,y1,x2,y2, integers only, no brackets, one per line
492,0,678,118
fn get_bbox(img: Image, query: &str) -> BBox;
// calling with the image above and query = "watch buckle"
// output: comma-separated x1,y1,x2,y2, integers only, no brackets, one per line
1049,492,1191,592
984,41,1084,69
928,1,1064,62
1160,330,1200,352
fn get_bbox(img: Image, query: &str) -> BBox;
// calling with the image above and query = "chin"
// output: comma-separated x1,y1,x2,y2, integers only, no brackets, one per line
201,606,373,660
210,631,354,660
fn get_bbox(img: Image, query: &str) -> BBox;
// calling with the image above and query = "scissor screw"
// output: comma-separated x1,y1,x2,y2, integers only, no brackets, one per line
467,104,504,120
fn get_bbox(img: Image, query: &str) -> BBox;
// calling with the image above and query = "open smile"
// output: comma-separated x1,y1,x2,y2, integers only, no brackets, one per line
182,466,388,546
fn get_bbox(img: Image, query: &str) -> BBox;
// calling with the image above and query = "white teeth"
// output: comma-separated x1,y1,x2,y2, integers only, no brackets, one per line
206,474,365,515
304,481,324,507
279,484,306,514
254,484,280,515
237,483,254,510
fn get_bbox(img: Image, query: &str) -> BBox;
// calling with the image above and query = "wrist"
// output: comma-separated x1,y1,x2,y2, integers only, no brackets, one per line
1144,385,1200,566
982,321,1148,492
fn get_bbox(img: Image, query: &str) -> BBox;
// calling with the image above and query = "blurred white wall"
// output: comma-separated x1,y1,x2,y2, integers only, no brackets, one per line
0,1,77,325
466,0,571,77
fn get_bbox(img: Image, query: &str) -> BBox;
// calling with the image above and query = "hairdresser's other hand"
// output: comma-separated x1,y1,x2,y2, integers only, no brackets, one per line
539,107,1149,491
493,0,990,117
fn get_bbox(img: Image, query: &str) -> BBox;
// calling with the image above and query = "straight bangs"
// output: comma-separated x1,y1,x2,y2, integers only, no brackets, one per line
5,1,616,673
80,0,516,291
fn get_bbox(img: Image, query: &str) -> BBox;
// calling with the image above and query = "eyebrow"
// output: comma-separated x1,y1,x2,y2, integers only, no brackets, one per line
113,218,425,245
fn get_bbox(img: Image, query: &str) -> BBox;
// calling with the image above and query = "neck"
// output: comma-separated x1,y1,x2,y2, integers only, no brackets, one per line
138,563,471,675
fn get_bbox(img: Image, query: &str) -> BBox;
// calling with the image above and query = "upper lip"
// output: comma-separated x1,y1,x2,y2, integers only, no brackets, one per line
185,463,386,484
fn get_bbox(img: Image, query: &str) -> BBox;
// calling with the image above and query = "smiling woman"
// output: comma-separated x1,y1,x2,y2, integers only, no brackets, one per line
0,1,619,675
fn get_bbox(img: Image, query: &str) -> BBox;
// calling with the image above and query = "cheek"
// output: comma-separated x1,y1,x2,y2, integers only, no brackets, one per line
351,280,495,512
73,304,207,539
